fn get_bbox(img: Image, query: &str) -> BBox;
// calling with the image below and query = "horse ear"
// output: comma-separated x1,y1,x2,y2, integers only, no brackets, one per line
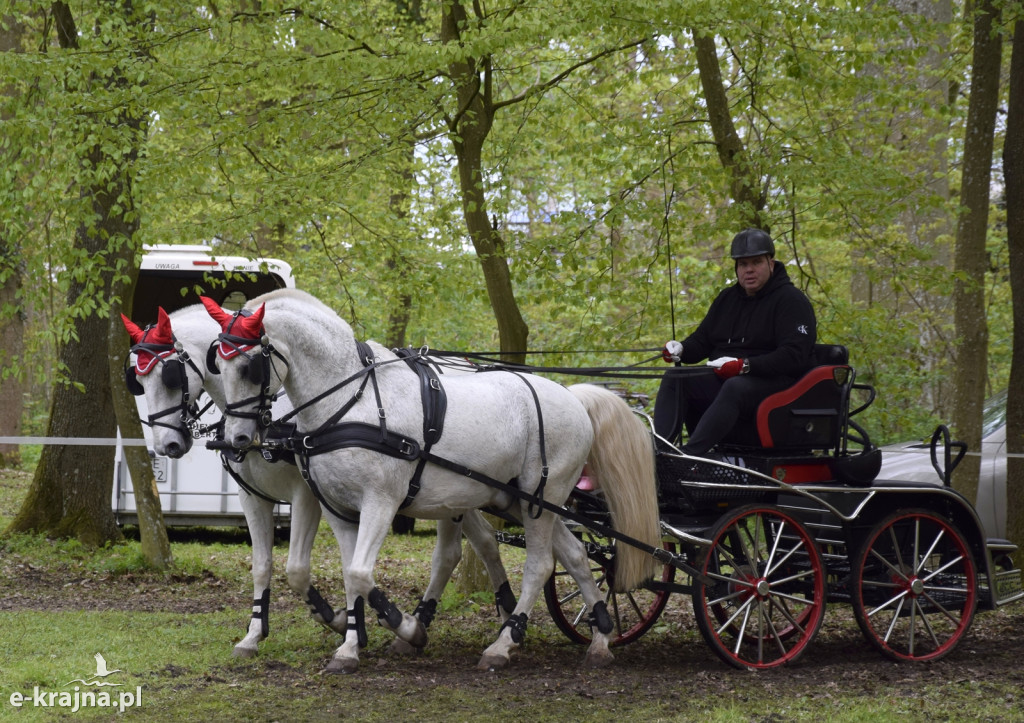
200,296,233,329
121,314,146,344
152,307,174,345
237,303,265,339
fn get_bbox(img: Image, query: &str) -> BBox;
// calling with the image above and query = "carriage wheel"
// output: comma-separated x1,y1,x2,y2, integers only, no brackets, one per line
852,509,977,662
693,504,826,670
543,528,675,647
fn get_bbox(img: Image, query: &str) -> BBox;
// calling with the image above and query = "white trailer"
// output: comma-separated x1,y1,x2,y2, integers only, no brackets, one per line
113,244,295,527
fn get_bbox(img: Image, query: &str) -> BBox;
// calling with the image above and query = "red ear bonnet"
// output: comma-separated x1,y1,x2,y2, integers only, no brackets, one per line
123,307,175,375
201,296,266,359
121,314,145,344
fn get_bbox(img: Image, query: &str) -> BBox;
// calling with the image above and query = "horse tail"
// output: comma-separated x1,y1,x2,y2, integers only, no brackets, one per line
569,384,661,593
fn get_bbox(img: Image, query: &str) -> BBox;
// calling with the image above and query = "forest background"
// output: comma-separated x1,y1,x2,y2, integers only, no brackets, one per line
0,1,1022,562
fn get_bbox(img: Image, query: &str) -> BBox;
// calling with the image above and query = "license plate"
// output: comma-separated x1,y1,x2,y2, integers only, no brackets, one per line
151,456,168,485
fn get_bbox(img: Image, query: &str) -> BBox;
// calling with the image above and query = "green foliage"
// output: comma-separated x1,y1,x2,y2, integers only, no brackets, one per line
0,0,1014,443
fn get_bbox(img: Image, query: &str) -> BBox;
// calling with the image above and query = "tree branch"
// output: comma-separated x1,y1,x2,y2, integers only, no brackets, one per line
491,37,650,113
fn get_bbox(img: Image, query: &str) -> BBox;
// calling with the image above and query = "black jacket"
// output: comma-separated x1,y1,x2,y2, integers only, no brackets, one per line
680,262,816,378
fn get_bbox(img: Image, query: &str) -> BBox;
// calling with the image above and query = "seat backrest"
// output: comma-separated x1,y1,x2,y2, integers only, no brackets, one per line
756,360,852,450
811,343,848,366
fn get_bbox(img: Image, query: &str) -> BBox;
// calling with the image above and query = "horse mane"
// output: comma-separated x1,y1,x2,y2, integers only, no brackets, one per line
246,289,353,335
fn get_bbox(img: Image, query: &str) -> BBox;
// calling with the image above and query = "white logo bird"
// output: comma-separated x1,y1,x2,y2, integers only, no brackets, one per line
65,653,123,687
91,653,122,679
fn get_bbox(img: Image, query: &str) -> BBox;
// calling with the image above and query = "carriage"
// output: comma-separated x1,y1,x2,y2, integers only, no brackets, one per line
126,288,1024,673
510,343,1024,669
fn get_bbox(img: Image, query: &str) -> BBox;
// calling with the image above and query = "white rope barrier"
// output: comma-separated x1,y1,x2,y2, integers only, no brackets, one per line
0,436,148,446
881,445,1024,460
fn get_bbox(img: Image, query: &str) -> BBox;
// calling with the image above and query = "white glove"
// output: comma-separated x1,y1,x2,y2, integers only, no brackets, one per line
707,356,739,369
662,340,683,363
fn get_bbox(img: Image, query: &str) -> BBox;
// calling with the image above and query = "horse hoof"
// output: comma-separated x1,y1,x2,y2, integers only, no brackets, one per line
477,654,509,672
583,650,614,669
324,657,359,675
407,626,428,649
232,645,258,659
389,638,422,657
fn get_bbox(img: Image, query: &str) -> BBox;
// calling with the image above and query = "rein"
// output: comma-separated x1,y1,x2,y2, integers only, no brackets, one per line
422,349,684,382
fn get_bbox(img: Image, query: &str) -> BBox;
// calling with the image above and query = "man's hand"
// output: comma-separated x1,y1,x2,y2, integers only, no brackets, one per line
662,340,683,363
714,358,746,379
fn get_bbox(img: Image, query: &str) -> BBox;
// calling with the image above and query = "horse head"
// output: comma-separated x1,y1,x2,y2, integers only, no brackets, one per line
121,307,200,458
200,296,289,450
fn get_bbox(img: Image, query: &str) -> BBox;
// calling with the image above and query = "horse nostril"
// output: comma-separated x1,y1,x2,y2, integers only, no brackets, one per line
232,434,252,450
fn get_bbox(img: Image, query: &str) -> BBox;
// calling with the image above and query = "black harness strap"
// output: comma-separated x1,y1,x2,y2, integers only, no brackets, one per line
220,455,285,505
299,421,420,461
291,342,451,516
394,348,447,510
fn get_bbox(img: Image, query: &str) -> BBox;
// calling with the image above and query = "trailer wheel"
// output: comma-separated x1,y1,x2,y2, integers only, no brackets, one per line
543,528,675,646
693,504,826,669
852,508,977,662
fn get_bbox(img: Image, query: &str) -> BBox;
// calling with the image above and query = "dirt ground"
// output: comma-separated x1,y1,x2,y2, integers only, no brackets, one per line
4,541,1024,715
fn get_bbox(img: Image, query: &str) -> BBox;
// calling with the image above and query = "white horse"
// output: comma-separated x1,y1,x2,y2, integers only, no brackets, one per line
202,289,662,673
121,305,515,660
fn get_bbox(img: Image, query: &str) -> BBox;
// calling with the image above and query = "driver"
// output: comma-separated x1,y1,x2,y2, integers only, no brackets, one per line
653,228,817,456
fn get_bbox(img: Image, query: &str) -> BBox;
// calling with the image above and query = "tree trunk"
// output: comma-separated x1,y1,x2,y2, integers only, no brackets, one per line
441,0,529,363
383,151,416,351
440,1,523,594
6,1,159,551
691,30,765,230
110,289,172,569
0,12,27,469
1003,21,1023,553
951,0,1003,504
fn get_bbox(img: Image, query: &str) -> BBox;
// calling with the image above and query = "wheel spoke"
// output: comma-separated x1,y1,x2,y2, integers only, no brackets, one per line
915,598,942,649
868,546,911,584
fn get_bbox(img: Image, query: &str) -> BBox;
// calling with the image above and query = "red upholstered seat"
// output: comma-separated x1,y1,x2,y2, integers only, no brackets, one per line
756,364,852,450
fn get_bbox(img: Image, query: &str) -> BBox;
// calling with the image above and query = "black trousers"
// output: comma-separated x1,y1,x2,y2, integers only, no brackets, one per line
652,369,796,455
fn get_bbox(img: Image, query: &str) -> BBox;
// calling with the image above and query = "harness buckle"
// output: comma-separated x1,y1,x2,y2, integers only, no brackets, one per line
302,436,315,450
429,378,441,391
378,407,386,419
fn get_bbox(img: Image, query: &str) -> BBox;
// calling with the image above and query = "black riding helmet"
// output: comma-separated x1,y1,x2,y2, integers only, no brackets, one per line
730,228,775,260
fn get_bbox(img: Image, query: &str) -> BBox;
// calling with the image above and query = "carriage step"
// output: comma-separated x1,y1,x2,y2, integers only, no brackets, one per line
991,568,1024,606
986,538,1024,606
